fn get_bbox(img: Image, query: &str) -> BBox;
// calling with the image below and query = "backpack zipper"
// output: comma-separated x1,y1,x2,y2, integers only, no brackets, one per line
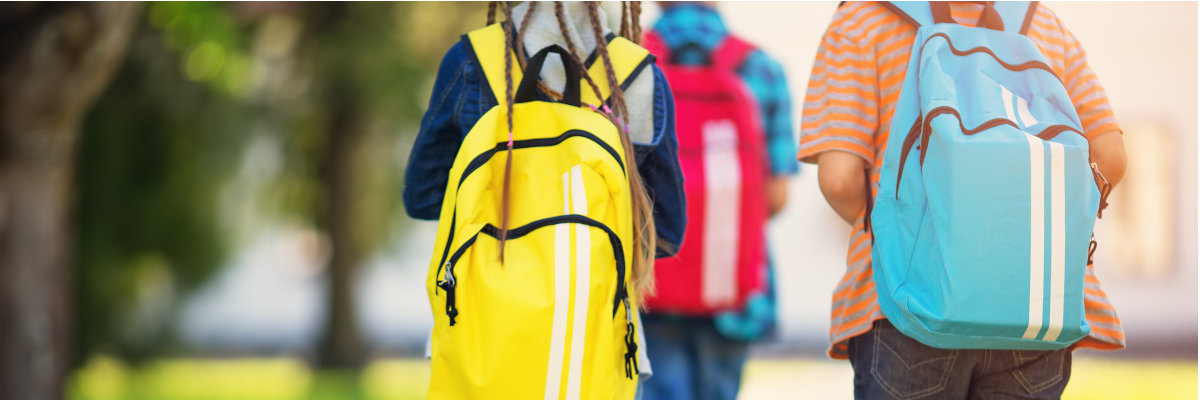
436,214,639,378
435,129,627,293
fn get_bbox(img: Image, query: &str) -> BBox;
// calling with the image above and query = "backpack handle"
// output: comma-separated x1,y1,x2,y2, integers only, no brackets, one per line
515,45,582,107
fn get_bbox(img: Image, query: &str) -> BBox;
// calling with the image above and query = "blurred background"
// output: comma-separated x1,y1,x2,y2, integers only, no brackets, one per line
0,1,1192,400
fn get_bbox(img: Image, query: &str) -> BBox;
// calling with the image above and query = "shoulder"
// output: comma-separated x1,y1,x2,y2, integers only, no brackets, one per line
740,49,785,79
1028,3,1069,32
442,40,471,67
825,2,914,49
434,40,477,83
1023,4,1078,66
1024,3,1072,43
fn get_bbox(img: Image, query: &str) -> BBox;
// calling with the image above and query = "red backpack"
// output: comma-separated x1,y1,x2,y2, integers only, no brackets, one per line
643,31,768,315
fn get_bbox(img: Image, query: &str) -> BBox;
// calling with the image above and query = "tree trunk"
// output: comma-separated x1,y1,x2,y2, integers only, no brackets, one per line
0,3,138,398
315,80,366,369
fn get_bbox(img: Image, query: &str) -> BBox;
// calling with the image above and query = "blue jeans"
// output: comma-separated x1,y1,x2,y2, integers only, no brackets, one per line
848,319,1072,400
640,314,749,400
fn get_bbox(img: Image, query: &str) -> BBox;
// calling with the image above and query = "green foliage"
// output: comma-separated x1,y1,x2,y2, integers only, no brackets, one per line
73,1,490,365
74,2,255,364
70,356,432,400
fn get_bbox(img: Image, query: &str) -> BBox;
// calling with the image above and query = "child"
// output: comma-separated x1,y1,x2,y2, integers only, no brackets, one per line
638,3,798,400
801,2,1127,398
404,2,684,398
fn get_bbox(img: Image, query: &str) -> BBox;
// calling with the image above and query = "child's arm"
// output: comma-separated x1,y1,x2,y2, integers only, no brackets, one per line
817,151,868,225
768,177,789,217
1055,22,1127,188
799,27,879,227
641,66,687,257
738,50,799,218
403,43,473,220
1089,130,1126,189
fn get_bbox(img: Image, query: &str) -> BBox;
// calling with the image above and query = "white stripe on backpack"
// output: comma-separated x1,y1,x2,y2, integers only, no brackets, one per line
543,171,573,400
1020,136,1068,342
1021,134,1045,340
1045,142,1066,342
565,165,591,399
702,119,741,307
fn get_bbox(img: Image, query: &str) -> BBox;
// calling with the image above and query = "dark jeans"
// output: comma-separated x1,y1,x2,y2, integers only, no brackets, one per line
641,314,750,400
848,319,1072,400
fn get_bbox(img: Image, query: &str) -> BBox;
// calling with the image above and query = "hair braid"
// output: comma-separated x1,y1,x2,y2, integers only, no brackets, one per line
630,1,642,45
585,1,657,300
619,1,630,39
514,1,538,69
553,1,606,106
586,2,629,124
498,1,516,262
487,1,497,25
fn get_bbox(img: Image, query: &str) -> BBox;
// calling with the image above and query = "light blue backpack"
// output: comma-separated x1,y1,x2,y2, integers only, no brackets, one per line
871,1,1111,350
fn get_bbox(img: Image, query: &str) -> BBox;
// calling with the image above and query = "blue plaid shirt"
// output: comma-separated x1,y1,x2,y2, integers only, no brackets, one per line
654,4,798,342
654,4,800,177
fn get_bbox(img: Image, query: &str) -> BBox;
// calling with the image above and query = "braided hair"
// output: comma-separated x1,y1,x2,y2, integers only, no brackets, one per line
497,1,516,261
493,1,658,301
584,1,657,299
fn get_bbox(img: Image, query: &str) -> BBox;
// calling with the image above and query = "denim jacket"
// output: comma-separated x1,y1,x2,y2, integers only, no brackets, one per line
403,40,687,257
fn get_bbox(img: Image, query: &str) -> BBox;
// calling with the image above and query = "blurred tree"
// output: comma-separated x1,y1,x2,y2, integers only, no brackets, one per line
294,1,488,369
75,1,261,365
0,2,140,398
71,1,490,371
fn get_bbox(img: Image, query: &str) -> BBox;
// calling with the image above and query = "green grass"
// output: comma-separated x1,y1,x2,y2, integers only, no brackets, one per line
71,356,1195,400
71,357,430,400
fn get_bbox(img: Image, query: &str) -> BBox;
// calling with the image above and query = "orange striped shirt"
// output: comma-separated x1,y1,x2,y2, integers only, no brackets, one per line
798,1,1125,359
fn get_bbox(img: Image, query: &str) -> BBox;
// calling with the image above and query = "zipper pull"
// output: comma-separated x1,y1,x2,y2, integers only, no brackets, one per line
1091,162,1111,218
438,261,454,288
622,297,639,380
438,261,459,326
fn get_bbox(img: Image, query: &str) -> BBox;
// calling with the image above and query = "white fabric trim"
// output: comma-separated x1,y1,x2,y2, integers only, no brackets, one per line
1021,134,1045,340
1017,96,1039,128
701,119,741,307
1044,143,1066,342
1002,86,1017,123
565,165,591,399
544,171,574,400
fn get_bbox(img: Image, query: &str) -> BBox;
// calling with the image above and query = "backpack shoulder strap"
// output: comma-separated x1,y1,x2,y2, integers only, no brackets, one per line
882,1,1038,35
582,36,656,106
711,35,756,72
463,23,523,110
992,1,1039,35
464,23,655,109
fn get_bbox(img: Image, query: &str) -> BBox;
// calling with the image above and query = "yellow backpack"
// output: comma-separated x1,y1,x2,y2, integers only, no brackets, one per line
425,24,655,400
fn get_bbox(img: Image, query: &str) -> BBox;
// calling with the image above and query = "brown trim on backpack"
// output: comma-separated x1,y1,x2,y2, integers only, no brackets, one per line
920,33,1063,83
1020,2,1039,35
893,105,1086,201
1035,124,1084,141
1091,162,1111,218
894,116,923,200
917,107,1019,166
